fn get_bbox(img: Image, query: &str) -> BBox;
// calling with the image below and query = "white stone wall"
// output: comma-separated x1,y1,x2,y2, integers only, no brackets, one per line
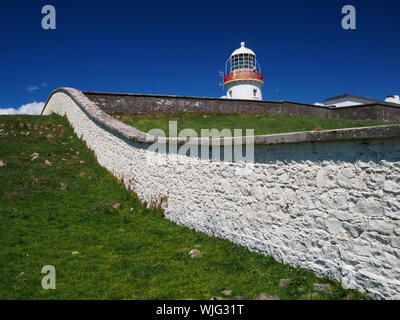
43,91,400,299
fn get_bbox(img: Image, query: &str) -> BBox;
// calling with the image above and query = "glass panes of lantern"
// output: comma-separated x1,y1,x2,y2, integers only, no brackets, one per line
230,54,257,72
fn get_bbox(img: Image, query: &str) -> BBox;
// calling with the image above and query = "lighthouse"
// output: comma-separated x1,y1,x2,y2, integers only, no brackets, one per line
223,42,264,100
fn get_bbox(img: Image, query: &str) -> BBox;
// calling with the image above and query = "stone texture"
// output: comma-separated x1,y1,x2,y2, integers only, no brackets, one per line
221,290,232,296
384,181,400,195
391,237,400,249
113,202,121,210
188,249,201,258
42,87,400,300
83,91,400,122
313,283,331,293
30,153,39,161
301,292,323,300
279,279,291,287
370,220,394,236
255,293,280,300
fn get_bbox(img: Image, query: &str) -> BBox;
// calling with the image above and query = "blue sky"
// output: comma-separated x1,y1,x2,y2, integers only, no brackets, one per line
1,0,400,111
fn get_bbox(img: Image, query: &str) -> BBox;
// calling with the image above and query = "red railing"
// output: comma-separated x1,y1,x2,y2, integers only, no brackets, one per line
224,70,263,83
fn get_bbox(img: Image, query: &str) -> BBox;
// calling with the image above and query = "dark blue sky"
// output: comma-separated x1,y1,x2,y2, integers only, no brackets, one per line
1,0,399,109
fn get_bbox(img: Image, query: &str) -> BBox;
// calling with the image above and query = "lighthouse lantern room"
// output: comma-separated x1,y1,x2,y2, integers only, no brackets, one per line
223,42,264,100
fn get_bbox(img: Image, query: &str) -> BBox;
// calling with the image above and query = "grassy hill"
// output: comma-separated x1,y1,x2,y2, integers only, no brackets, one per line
113,112,397,137
0,114,369,300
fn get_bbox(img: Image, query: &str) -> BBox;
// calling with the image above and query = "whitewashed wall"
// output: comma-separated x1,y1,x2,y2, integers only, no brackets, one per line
43,89,400,299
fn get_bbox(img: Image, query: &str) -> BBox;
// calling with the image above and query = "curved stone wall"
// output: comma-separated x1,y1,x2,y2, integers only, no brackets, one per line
42,88,400,299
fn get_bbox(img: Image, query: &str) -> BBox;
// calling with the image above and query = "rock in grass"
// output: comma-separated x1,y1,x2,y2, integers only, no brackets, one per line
279,278,291,287
60,182,67,190
189,249,201,258
222,290,232,296
72,251,79,255
0,160,5,167
255,293,280,300
30,153,39,161
45,160,52,166
210,296,224,300
301,292,321,300
313,283,331,293
113,202,121,210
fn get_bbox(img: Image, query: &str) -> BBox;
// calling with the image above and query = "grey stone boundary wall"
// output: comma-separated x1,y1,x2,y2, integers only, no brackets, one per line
42,88,400,299
84,91,400,122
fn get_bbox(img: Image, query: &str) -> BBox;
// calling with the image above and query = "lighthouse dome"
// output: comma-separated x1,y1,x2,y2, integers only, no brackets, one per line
230,42,256,57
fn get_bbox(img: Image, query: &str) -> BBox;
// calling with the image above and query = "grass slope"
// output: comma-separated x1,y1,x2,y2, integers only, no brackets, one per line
114,112,397,137
0,115,369,300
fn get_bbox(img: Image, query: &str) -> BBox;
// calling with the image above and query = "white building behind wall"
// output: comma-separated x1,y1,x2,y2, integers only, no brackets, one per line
316,94,400,108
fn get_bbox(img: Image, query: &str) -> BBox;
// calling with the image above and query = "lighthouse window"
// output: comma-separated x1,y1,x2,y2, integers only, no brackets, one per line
230,53,257,71
249,56,256,69
238,54,245,69
229,90,232,97
253,89,257,97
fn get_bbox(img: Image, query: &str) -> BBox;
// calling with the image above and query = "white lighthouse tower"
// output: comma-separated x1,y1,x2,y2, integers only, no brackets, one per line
223,42,264,100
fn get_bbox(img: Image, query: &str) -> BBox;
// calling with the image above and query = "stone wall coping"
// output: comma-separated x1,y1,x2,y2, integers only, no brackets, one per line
42,87,400,146
83,90,400,109
83,90,327,109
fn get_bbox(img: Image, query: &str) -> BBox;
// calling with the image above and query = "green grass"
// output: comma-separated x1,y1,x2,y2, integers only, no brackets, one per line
0,114,369,300
113,112,397,137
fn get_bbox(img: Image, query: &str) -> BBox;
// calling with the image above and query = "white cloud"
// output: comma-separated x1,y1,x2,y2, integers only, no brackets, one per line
27,85,40,92
27,82,47,92
0,102,45,115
